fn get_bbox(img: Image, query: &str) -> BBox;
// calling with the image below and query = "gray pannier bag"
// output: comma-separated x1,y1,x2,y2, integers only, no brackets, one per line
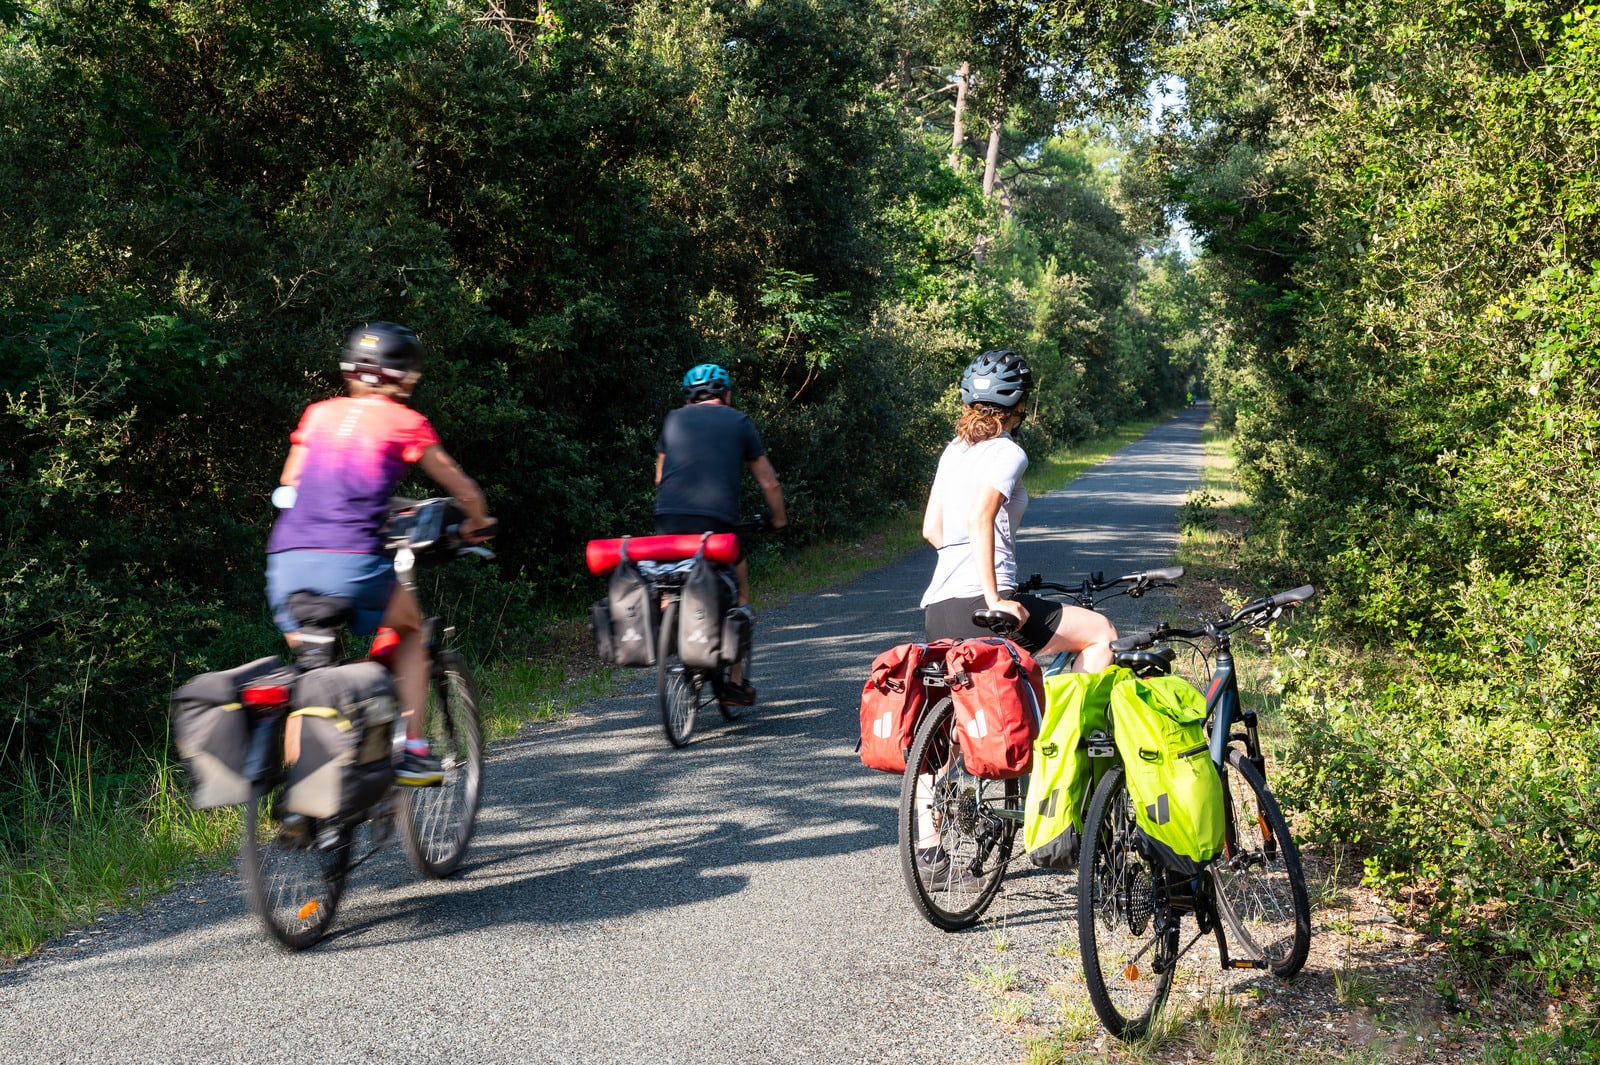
170,656,285,808
589,598,618,665
607,539,658,667
678,537,734,669
281,661,400,819
720,604,753,667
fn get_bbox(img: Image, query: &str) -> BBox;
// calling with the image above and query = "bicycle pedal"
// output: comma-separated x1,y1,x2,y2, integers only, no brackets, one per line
1228,959,1270,970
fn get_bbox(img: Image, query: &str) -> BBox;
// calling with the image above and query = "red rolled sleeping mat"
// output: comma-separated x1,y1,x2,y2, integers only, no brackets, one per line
585,533,740,575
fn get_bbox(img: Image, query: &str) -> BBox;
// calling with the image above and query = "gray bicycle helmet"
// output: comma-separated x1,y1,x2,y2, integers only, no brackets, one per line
341,322,423,385
959,349,1032,408
683,362,732,401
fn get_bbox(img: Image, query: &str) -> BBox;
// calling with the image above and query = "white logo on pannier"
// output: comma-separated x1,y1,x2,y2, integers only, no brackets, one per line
687,629,710,644
620,627,642,643
872,711,894,740
965,710,990,739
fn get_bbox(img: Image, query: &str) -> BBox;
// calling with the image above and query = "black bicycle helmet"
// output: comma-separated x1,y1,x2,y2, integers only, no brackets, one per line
959,349,1032,408
682,362,732,401
340,322,424,385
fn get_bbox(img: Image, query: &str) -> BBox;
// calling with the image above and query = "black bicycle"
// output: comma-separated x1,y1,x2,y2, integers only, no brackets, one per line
1076,584,1315,1038
896,567,1183,931
237,498,489,949
643,555,753,748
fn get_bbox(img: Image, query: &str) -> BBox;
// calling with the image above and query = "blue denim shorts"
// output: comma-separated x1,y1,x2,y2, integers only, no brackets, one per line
266,550,395,635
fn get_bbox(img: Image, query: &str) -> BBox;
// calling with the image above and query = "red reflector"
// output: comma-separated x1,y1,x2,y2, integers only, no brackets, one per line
241,685,290,707
368,627,400,662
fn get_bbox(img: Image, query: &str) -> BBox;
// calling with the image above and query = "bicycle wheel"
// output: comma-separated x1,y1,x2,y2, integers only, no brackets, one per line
657,601,700,747
1078,765,1178,1040
240,779,349,950
398,652,484,879
897,696,1018,931
1210,748,1311,976
717,632,753,722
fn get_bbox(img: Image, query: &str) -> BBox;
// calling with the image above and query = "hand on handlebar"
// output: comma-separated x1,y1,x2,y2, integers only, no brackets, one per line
460,515,498,543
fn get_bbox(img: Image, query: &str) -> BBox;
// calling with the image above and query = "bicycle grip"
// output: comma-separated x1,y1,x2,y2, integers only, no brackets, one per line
1110,630,1157,653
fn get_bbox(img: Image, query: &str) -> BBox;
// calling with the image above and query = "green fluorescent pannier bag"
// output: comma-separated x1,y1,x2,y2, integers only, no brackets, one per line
1109,673,1224,876
1024,668,1122,869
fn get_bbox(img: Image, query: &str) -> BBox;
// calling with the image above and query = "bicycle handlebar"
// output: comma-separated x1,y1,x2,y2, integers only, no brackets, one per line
1108,583,1315,652
971,565,1186,636
384,498,497,563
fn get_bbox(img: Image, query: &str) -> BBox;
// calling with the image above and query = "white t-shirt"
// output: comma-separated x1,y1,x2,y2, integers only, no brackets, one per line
920,434,1029,607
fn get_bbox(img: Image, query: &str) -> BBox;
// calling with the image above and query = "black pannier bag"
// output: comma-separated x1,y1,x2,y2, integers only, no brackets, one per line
589,598,618,665
170,656,285,809
282,661,400,819
607,540,658,667
720,604,753,667
678,546,734,669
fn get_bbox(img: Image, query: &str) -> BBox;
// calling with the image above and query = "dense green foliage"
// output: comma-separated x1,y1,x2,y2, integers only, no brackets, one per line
1144,0,1600,991
0,3,1193,778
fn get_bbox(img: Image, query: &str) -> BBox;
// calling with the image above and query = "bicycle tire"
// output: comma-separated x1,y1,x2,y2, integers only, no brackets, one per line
1210,748,1311,976
658,601,699,747
717,633,753,722
398,652,485,879
897,696,1018,931
1077,764,1178,1040
240,779,349,950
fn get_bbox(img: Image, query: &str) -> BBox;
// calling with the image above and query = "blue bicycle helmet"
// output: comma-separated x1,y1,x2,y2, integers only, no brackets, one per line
682,363,732,400
959,349,1032,409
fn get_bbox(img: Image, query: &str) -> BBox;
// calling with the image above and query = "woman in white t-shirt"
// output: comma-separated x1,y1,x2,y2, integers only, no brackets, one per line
920,350,1115,672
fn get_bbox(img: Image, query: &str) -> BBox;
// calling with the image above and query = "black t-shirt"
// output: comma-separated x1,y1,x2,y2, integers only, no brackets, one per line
655,402,766,525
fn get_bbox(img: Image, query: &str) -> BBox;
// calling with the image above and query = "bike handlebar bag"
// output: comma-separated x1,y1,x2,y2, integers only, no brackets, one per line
170,656,286,809
1108,673,1224,876
1024,668,1122,869
606,539,658,668
282,662,400,819
944,638,1043,780
857,639,956,773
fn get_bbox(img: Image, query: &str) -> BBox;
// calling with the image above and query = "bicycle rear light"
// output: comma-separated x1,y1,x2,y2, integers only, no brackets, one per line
241,684,291,708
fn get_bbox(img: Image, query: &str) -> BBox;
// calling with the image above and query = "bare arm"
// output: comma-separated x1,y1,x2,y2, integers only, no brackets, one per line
748,454,787,528
655,453,665,487
279,444,308,486
922,491,943,548
418,444,493,539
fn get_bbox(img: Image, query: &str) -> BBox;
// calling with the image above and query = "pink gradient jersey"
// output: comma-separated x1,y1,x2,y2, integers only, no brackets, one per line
267,395,440,554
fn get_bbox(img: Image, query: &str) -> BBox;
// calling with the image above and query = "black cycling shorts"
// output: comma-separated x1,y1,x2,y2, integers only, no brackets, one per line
923,591,1063,654
653,513,744,563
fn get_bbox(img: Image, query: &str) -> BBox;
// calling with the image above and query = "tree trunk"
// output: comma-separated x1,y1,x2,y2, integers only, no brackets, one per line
949,61,969,169
982,119,1002,197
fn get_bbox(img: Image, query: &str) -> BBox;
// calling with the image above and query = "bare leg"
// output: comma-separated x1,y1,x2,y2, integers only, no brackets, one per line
379,582,428,739
1038,604,1117,673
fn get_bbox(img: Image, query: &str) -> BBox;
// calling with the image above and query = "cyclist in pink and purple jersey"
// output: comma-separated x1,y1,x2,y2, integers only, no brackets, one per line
266,322,493,785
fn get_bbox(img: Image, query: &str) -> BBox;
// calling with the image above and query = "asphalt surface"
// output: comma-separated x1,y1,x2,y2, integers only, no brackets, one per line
0,407,1206,1064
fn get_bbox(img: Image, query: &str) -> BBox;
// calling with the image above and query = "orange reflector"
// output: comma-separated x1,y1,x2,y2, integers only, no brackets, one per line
368,626,401,663
1123,963,1139,982
242,684,291,708
297,900,320,920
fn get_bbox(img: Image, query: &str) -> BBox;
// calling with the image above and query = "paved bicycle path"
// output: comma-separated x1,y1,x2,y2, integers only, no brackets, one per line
0,407,1207,1065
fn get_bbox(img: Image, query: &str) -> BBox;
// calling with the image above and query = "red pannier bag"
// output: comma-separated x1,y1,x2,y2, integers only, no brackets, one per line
858,640,955,773
945,638,1044,779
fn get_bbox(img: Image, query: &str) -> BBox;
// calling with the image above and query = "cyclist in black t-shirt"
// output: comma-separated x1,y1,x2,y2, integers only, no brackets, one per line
655,363,788,703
